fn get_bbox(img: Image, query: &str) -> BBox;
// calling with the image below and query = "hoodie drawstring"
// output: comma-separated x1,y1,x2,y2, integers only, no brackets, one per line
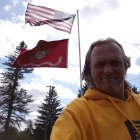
108,96,140,137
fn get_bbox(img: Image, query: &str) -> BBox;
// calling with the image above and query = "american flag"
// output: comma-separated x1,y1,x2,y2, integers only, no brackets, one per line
25,3,76,33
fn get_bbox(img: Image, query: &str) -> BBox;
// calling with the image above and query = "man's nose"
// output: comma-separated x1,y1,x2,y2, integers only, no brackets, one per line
103,64,113,75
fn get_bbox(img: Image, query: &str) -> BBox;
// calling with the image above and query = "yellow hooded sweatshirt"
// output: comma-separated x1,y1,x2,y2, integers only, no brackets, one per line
51,88,140,140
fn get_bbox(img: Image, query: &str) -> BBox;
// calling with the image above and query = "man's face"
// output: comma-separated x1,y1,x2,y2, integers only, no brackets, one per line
90,42,126,95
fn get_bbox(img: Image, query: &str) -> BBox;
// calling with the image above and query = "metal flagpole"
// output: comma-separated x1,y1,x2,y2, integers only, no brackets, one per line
77,10,83,96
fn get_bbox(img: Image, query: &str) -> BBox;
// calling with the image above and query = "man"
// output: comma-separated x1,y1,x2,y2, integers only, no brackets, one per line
51,38,140,140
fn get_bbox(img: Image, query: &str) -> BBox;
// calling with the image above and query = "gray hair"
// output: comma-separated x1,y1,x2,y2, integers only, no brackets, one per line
82,38,131,88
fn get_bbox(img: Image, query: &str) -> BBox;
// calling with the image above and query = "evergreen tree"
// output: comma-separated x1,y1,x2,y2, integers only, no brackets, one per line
34,86,63,140
0,41,33,140
131,85,140,94
127,82,140,94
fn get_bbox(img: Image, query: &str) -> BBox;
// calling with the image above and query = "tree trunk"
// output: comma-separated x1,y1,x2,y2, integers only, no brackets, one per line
4,69,18,140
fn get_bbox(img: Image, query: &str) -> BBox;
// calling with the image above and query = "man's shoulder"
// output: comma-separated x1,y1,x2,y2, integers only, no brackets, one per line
69,97,87,105
64,97,88,111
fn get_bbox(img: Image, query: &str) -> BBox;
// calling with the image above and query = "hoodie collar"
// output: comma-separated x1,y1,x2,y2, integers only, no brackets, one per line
83,88,134,103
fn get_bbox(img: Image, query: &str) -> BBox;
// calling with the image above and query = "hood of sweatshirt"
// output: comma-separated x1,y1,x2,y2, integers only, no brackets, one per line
83,88,138,103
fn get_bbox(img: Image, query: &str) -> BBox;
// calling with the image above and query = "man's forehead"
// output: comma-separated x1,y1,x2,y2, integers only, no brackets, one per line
90,42,124,59
93,41,123,52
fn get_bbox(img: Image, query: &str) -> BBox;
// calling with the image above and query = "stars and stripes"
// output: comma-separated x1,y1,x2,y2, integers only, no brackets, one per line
25,3,76,33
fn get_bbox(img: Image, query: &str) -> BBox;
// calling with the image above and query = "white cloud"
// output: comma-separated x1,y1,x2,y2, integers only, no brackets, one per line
11,0,20,7
0,69,3,73
31,0,88,12
55,84,77,99
33,66,80,85
21,67,79,99
4,5,12,12
22,80,47,92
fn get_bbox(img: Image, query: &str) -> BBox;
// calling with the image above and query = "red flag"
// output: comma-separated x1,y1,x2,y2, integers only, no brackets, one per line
25,3,76,33
12,39,69,68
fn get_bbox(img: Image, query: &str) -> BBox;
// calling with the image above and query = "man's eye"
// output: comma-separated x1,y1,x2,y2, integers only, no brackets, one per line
111,61,123,66
95,62,105,68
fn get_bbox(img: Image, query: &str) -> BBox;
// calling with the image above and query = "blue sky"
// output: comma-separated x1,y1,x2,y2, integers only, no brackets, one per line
0,0,25,19
1,0,140,126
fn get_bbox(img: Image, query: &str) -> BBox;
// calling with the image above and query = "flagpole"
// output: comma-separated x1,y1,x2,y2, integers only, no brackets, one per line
77,10,83,96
